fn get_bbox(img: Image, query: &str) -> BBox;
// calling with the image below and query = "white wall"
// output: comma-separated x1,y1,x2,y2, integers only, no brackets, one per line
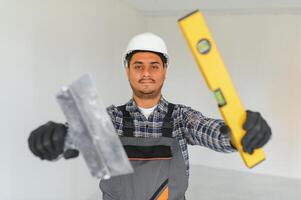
1,1,301,199
0,0,146,199
146,12,301,179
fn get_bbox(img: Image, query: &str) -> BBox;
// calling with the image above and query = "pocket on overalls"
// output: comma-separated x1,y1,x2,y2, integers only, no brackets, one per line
99,176,122,200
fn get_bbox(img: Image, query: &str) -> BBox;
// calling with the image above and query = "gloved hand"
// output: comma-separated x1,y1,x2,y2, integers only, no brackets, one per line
28,121,79,160
241,110,272,154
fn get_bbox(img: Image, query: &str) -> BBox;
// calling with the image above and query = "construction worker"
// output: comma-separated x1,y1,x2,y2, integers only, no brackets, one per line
28,32,272,200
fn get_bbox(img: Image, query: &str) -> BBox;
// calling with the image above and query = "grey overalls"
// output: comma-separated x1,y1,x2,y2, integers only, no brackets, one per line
99,104,188,200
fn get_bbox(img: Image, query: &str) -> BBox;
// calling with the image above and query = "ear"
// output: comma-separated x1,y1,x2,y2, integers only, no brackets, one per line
125,66,130,79
163,66,167,80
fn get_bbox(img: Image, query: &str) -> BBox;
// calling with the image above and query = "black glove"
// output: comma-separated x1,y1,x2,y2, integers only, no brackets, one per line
28,121,79,160
242,110,272,154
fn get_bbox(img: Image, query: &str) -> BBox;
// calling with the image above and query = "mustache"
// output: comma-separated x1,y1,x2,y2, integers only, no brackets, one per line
138,78,155,83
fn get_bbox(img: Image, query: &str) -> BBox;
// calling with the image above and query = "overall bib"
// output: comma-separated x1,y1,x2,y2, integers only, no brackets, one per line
100,104,188,200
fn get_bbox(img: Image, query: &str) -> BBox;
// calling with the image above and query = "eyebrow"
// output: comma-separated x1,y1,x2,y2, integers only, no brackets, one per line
150,61,160,65
132,61,143,65
132,61,161,65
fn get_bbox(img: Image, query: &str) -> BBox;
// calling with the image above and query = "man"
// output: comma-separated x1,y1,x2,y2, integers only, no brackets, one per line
28,32,272,200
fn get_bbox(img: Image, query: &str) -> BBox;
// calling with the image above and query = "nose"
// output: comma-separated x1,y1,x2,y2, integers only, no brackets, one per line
141,66,151,77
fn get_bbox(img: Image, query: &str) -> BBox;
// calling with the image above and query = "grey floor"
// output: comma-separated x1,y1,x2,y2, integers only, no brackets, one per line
186,165,301,200
95,165,301,200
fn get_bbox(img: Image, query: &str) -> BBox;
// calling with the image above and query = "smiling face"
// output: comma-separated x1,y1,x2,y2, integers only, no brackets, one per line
126,51,167,100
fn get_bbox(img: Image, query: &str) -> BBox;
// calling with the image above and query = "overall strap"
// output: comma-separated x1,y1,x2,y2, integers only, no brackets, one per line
118,103,175,138
118,105,135,137
162,103,175,138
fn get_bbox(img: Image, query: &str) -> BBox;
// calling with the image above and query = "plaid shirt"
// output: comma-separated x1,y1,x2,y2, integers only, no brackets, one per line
106,96,236,175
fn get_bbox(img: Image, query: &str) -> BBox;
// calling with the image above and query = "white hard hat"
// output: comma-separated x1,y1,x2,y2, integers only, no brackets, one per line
123,32,169,67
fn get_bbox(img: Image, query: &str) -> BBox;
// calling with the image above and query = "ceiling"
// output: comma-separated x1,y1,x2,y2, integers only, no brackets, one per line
121,0,301,16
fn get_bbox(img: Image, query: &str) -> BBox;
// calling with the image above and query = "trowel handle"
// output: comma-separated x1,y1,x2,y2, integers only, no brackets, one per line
64,132,76,152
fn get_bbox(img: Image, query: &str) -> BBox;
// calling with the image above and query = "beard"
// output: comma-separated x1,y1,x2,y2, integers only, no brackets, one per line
129,81,164,100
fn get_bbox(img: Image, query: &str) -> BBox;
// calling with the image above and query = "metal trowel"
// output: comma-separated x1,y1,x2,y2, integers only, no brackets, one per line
56,74,133,179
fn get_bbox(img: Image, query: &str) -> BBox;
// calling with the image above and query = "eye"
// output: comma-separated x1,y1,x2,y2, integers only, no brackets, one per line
151,65,159,70
134,65,142,70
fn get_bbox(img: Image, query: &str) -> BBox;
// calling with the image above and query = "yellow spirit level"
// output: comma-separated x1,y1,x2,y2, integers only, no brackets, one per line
178,10,265,168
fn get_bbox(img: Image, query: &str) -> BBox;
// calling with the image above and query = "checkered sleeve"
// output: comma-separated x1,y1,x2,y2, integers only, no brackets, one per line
106,105,123,135
180,105,236,153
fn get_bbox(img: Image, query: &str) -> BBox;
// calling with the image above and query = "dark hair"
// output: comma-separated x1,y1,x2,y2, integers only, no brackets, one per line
125,50,167,67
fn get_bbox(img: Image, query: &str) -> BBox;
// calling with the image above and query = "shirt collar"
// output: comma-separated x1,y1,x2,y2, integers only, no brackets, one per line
125,96,169,115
